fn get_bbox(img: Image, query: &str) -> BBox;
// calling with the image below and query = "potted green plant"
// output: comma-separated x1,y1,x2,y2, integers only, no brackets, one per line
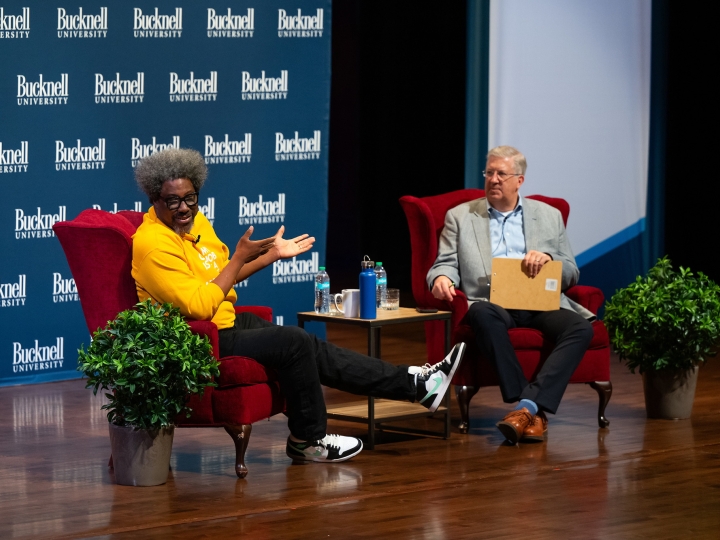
78,300,220,486
604,257,720,419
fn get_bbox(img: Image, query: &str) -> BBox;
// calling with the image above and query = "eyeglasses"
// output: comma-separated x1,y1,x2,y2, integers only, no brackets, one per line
160,192,199,211
482,170,521,182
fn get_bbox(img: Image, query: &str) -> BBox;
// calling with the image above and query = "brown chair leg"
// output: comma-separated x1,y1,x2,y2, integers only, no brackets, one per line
456,385,479,434
108,455,113,468
588,381,612,428
224,424,253,479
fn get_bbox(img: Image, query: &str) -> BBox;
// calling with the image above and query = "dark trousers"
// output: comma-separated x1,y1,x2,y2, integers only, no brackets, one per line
218,312,416,441
464,302,593,414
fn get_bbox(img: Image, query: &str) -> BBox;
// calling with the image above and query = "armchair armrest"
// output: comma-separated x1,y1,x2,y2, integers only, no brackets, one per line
187,320,220,360
565,285,605,316
188,307,272,360
420,289,469,328
235,305,273,322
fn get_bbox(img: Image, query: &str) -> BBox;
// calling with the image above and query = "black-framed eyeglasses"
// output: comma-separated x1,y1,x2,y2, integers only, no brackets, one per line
160,192,199,211
482,170,521,182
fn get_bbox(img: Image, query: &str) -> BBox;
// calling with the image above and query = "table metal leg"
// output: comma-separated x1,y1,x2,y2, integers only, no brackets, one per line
368,396,375,449
444,318,452,438
364,326,382,449
368,326,381,358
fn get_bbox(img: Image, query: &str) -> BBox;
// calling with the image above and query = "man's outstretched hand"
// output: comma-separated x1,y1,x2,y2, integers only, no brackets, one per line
270,225,315,260
234,226,276,263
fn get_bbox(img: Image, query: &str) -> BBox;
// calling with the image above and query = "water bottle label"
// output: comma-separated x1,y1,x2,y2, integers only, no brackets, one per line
315,282,329,291
376,277,387,286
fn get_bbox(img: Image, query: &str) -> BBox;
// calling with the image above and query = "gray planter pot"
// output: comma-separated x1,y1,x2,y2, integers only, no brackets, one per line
642,365,699,420
108,423,175,486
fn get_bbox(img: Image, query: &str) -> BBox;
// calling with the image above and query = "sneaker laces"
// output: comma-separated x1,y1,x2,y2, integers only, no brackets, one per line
418,358,448,378
505,409,533,423
319,434,342,449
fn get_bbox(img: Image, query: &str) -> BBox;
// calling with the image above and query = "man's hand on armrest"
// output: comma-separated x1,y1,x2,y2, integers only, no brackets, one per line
431,275,457,303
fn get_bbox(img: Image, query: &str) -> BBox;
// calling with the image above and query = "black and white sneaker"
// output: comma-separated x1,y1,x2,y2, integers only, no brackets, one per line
286,434,363,464
415,342,466,412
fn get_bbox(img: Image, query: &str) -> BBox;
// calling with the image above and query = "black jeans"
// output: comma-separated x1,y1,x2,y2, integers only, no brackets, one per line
218,312,416,441
464,302,593,414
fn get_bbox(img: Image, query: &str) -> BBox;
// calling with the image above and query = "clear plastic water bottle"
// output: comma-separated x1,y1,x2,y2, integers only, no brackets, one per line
314,266,330,313
375,262,387,308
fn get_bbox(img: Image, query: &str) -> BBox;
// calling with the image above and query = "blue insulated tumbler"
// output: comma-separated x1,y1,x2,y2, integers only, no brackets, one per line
359,257,377,319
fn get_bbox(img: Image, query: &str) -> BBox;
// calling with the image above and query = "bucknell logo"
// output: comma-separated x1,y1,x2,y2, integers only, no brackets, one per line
207,8,253,37
169,71,217,102
275,131,321,161
55,138,105,170
278,9,323,38
0,7,30,39
17,74,68,106
242,70,288,100
239,193,286,225
15,206,66,240
52,272,78,303
198,197,215,225
131,136,180,167
272,252,319,284
91,202,143,213
205,134,251,164
57,7,107,38
0,141,29,174
1,274,26,307
12,337,65,373
134,7,182,38
95,73,144,104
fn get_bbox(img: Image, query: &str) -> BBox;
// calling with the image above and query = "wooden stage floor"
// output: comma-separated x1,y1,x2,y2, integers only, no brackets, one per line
1,322,719,539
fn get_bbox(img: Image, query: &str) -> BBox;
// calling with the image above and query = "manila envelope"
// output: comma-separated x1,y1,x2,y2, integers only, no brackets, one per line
489,258,562,311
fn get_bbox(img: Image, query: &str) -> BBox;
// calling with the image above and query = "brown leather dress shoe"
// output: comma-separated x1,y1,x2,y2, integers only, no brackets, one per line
496,408,534,444
521,410,548,442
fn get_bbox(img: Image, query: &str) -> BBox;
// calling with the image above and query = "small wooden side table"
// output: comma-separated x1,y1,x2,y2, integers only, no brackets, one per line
297,307,452,449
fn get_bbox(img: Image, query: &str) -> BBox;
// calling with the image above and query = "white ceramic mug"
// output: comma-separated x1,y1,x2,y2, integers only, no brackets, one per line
333,289,360,318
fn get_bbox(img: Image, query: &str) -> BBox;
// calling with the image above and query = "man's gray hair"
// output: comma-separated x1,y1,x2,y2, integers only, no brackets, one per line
134,148,208,202
486,145,527,175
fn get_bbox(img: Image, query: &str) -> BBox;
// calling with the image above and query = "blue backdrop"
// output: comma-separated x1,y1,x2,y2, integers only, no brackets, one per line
1,0,332,386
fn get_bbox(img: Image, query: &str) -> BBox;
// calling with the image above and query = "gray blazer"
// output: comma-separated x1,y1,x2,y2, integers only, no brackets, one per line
426,197,594,320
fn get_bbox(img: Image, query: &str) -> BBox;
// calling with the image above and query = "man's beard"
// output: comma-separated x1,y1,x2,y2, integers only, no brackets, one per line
172,214,195,235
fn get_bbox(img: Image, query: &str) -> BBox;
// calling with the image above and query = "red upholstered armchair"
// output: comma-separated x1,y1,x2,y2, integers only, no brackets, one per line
53,209,284,478
400,190,611,433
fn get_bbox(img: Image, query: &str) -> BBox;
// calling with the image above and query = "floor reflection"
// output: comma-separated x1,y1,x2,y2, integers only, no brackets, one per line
13,394,63,439
286,463,364,496
51,460,106,486
89,390,110,429
171,447,235,476
642,416,695,452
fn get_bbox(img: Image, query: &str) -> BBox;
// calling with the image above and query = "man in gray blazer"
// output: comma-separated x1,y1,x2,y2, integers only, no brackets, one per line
427,145,593,444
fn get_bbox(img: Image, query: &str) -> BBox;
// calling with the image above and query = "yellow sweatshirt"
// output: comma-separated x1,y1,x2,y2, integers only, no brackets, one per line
132,207,237,330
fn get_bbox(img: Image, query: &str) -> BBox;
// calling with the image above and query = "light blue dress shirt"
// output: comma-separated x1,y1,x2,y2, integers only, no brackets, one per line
487,197,526,259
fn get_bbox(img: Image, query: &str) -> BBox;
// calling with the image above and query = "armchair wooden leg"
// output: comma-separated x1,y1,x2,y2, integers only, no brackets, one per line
588,381,612,428
456,385,479,434
224,424,253,479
